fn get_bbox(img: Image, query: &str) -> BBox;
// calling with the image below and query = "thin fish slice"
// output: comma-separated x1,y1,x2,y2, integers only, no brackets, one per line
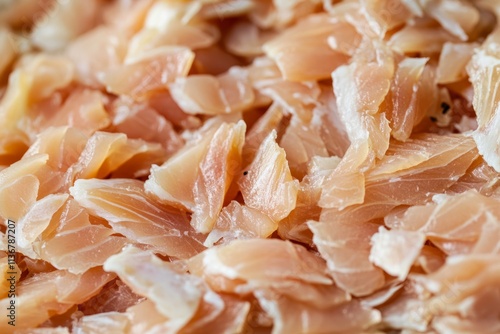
467,28,500,172
30,0,99,52
389,23,460,55
127,22,219,60
0,174,39,223
70,178,205,259
30,89,111,137
318,144,371,210
104,246,241,333
308,220,386,296
188,239,332,292
21,127,89,194
263,13,349,81
15,191,127,274
385,190,500,255
123,294,249,334
21,55,75,102
0,55,74,130
145,126,217,211
66,131,166,182
39,198,128,274
321,134,478,224
437,42,477,84
360,0,412,37
23,126,89,172
382,57,430,141
169,68,254,115
146,121,244,220
191,121,246,233
0,267,114,333
238,131,299,222
331,38,394,140
17,193,69,259
66,27,127,88
204,200,277,247
103,46,195,100
423,0,480,41
0,153,63,214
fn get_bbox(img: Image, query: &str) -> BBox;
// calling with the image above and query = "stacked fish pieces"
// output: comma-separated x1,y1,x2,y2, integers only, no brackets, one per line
0,0,499,333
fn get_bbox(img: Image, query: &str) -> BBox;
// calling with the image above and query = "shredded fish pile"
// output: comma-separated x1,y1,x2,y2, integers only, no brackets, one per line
1,0,500,333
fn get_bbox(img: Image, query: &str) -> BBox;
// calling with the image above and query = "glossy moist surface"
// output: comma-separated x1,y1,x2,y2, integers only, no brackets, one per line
1,0,500,333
